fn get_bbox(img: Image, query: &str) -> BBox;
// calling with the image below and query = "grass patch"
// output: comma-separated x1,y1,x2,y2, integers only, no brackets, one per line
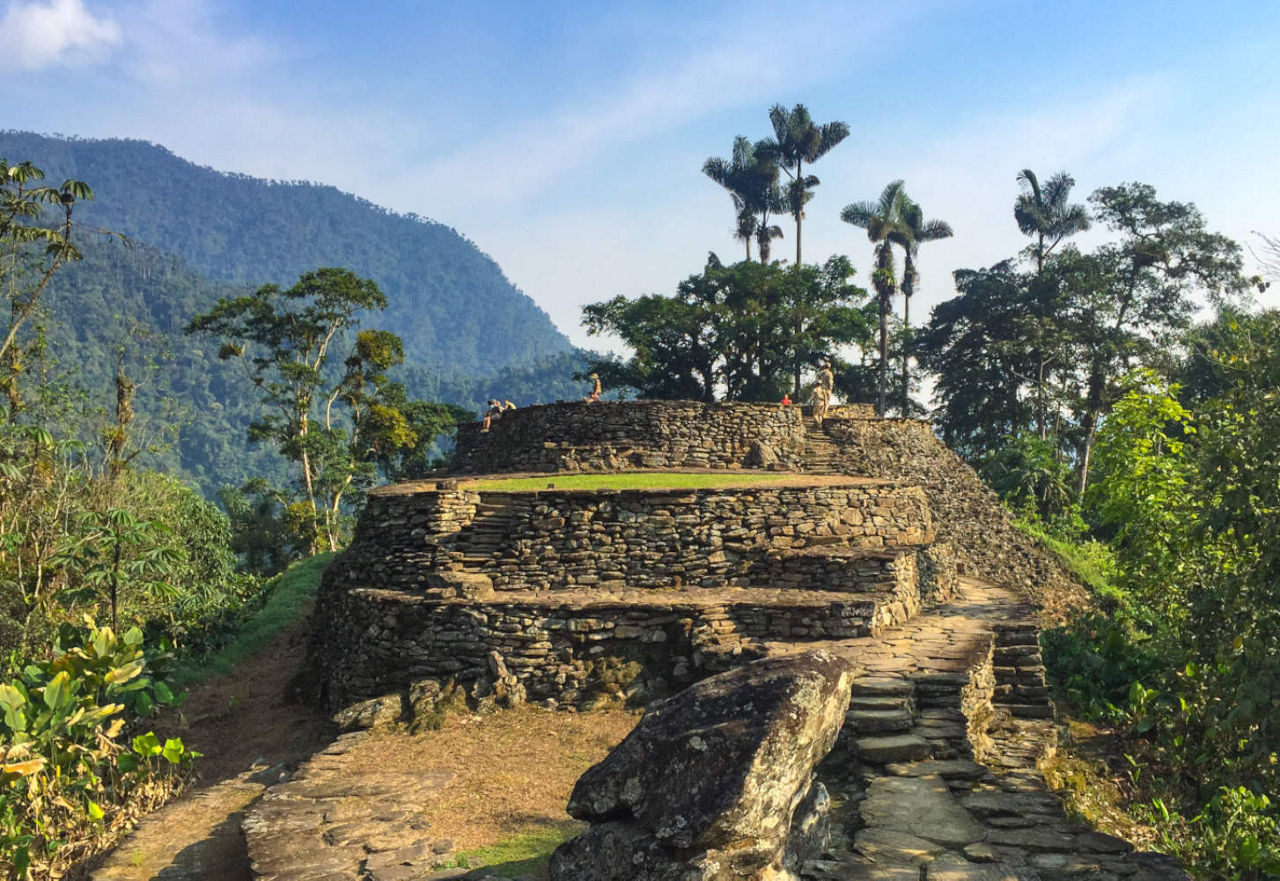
461,471,793,492
452,823,581,878
1013,518,1118,598
169,552,335,688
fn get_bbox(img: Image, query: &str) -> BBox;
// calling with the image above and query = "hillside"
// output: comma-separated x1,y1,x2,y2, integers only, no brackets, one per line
35,237,595,495
0,130,572,374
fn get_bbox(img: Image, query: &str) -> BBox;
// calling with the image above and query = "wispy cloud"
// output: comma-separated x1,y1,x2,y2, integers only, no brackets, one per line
401,1,924,214
0,0,120,71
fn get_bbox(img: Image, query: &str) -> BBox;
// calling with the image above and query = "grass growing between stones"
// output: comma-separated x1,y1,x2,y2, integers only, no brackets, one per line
461,471,796,492
169,552,336,688
451,823,581,878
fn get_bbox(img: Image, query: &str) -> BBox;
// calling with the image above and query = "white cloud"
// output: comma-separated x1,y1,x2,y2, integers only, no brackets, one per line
0,0,120,71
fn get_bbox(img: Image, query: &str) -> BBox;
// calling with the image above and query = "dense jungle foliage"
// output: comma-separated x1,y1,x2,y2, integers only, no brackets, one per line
0,156,484,877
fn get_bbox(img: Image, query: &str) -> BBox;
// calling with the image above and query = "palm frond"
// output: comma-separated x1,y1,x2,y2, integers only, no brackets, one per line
841,202,879,228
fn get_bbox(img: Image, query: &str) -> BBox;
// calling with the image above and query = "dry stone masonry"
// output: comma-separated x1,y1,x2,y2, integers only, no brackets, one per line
290,401,1182,880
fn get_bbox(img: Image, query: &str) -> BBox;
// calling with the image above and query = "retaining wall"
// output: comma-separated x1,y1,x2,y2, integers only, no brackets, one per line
822,417,1087,613
453,400,809,473
351,482,933,592
313,586,896,711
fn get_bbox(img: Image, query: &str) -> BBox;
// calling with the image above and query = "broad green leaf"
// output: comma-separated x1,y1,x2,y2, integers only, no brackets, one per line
0,683,25,710
43,671,71,710
105,659,145,686
132,731,160,757
161,738,185,764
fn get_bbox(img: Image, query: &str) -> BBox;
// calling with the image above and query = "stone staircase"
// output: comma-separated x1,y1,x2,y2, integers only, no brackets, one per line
800,416,844,473
745,579,1186,881
443,495,520,566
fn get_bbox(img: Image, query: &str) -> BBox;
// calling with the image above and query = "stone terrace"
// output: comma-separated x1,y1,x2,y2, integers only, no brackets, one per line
312,474,948,712
298,401,1181,880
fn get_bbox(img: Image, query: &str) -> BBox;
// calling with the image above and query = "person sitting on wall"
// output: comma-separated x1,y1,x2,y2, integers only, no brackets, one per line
584,372,602,403
780,392,792,407
481,398,506,433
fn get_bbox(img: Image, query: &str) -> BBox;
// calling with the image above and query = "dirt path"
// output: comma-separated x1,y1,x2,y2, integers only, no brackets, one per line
87,603,335,881
84,602,639,881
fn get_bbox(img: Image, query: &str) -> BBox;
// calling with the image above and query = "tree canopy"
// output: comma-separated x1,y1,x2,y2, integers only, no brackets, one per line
583,255,870,402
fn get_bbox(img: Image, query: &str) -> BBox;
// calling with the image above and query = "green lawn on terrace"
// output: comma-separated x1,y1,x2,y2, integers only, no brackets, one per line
458,472,797,492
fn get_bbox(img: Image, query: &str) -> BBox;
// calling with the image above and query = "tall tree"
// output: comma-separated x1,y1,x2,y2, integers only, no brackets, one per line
916,261,1041,456
1013,170,1090,438
1013,169,1090,273
583,255,868,402
760,104,849,267
897,196,953,413
702,137,786,263
1070,183,1248,493
703,136,761,262
1,159,93,420
841,180,914,416
186,268,432,552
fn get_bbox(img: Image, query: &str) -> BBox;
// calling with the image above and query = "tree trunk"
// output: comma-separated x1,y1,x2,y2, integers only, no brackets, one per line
1076,365,1105,496
795,160,803,268
1077,413,1098,498
877,293,888,418
900,294,911,416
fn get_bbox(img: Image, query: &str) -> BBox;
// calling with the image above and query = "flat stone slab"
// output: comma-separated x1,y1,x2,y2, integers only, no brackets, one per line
928,853,1020,880
848,708,914,733
858,776,985,847
852,734,931,764
243,733,456,881
852,827,942,864
884,759,988,781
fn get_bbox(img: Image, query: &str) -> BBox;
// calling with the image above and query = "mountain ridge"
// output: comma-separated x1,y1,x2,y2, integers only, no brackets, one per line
0,130,572,374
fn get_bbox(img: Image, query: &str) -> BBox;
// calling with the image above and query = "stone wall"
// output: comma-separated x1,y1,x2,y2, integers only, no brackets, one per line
822,417,1088,614
453,400,808,473
352,482,933,592
311,585,891,711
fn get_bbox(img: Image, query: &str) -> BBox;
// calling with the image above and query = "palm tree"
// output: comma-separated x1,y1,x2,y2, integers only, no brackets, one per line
703,136,761,261
897,197,953,413
1014,169,1089,273
1013,169,1089,438
841,180,913,416
703,136,786,262
761,104,849,267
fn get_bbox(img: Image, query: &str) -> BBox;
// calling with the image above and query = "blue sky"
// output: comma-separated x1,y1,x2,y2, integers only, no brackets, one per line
2,0,1278,348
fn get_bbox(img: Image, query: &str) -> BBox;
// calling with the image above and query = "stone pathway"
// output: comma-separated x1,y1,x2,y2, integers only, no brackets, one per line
744,578,1190,881
242,732,459,881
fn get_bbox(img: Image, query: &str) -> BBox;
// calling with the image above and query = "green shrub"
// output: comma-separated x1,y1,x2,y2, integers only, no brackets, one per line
0,620,193,878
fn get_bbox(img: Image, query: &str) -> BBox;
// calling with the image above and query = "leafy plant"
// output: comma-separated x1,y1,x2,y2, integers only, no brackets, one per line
0,619,193,878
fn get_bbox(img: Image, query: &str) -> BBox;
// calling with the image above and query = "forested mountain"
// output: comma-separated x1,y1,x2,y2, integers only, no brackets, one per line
34,237,595,495
0,130,572,373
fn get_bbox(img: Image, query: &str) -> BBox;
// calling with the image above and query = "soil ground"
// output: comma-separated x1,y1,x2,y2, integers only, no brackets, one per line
84,603,638,880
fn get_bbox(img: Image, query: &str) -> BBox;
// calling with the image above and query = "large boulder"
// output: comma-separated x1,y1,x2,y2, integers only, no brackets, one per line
549,650,855,880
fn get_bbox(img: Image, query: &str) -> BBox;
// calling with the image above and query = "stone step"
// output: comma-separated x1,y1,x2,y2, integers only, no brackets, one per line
994,702,1055,719
852,734,932,764
847,694,912,712
846,708,914,734
849,676,915,697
